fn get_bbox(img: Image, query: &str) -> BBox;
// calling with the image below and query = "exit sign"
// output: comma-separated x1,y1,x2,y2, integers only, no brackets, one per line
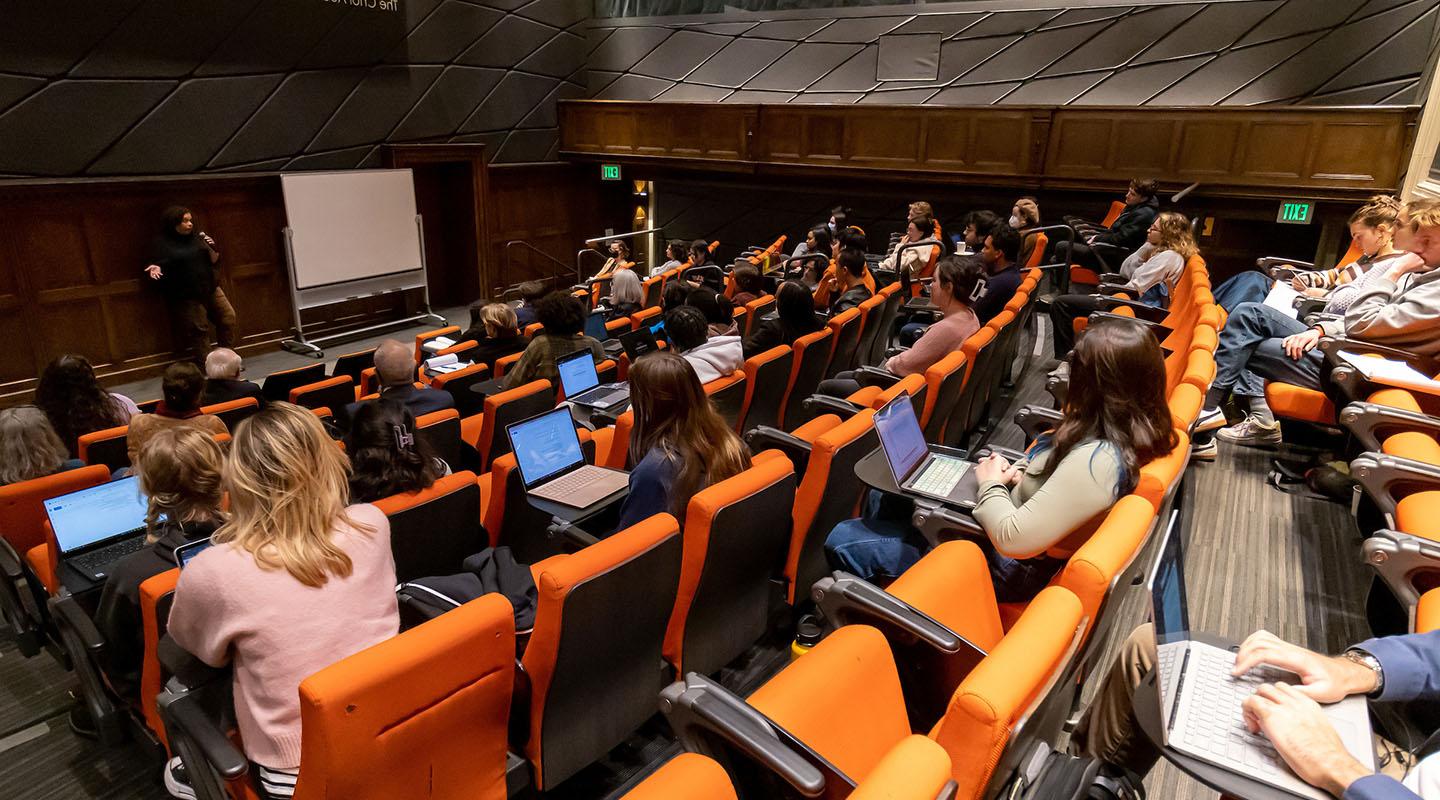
601,164,622,181
1277,201,1314,225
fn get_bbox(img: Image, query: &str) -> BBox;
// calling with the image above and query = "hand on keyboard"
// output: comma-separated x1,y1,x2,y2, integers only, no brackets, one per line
1233,630,1380,703
1242,682,1373,797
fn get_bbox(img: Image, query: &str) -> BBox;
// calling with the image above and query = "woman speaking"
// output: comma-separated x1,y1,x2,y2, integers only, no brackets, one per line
144,205,237,363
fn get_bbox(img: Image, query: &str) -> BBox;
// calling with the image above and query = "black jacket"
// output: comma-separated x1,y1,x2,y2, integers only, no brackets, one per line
1094,196,1160,252
974,264,1023,324
743,313,825,358
148,232,217,303
832,285,873,315
463,333,527,374
94,518,218,699
201,378,262,407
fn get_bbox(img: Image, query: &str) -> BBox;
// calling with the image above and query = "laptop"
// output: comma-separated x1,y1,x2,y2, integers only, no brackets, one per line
556,350,630,410
1147,511,1375,799
873,393,975,505
505,407,629,509
46,476,152,582
618,327,659,361
584,309,611,341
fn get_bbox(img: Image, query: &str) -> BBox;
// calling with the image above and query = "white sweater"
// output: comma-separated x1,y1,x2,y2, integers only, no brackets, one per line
1120,243,1185,298
682,336,744,384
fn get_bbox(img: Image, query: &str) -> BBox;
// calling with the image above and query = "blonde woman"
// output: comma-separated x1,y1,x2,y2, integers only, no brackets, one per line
165,402,398,799
461,301,525,373
94,427,224,701
0,406,82,486
1010,197,1042,265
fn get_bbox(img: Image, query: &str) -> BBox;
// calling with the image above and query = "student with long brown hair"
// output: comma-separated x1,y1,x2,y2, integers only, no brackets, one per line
826,318,1177,601
164,402,399,798
613,352,751,531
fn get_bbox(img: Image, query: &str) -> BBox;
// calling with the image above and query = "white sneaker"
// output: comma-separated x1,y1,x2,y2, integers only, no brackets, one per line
1216,416,1283,447
1190,438,1218,461
1193,407,1226,433
163,757,197,800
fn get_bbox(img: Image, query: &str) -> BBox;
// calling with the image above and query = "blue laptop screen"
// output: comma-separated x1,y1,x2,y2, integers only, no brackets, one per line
1148,510,1190,645
45,477,150,554
556,351,600,397
584,311,610,341
509,409,585,487
874,395,927,482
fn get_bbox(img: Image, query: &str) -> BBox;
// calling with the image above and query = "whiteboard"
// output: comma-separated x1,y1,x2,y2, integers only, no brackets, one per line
281,170,423,290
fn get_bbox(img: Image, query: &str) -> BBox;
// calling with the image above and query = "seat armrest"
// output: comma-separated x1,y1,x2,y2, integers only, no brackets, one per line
811,574,963,651
972,446,1029,465
854,366,901,389
1097,273,1126,284
1096,283,1134,299
910,502,983,547
548,519,600,551
0,537,22,579
885,346,910,359
1339,402,1440,452
744,426,813,475
1257,258,1315,280
1363,529,1440,612
1089,296,1169,324
51,592,105,656
801,395,864,421
1088,242,1127,271
50,592,127,743
1350,452,1440,520
1014,406,1062,444
1321,338,1439,375
159,682,250,786
1295,298,1327,318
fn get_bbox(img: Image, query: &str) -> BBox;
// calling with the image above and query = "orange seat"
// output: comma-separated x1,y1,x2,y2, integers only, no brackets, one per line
414,325,461,362
1419,587,1440,634
78,424,130,473
288,376,356,413
1266,382,1336,425
824,307,865,378
622,753,738,800
460,379,553,472
261,363,328,404
371,471,488,583
736,346,793,433
780,327,835,430
200,397,260,431
784,411,878,604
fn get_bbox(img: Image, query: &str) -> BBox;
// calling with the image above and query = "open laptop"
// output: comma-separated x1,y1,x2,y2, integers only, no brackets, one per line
46,476,152,582
1147,511,1375,799
873,393,975,505
618,326,659,361
584,309,611,341
505,407,629,509
556,350,629,410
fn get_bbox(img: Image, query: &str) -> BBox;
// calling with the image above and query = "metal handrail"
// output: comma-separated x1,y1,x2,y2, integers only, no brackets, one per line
500,240,574,298
576,227,665,282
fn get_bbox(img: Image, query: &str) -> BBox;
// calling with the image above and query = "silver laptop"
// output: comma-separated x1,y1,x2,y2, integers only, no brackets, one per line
556,350,629,410
505,407,629,509
1147,511,1375,799
873,393,973,504
46,476,152,581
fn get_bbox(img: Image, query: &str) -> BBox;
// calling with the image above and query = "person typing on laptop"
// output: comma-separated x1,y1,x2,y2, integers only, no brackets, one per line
824,318,1176,601
612,352,751,532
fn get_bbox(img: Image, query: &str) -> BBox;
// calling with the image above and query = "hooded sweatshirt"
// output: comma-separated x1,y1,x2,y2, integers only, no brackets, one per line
682,336,744,384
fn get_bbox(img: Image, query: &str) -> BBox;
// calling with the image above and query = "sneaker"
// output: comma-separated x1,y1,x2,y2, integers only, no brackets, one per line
164,757,197,800
1190,437,1218,461
1216,416,1282,447
1193,406,1226,433
66,703,98,739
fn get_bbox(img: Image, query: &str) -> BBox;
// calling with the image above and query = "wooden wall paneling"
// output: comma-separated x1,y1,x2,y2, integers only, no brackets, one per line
1046,116,1114,176
1176,119,1243,178
1240,119,1312,181
0,232,32,386
600,107,639,154
846,110,922,166
702,106,749,160
1310,119,1404,184
758,107,802,160
1108,115,1178,175
483,163,608,295
969,110,1036,174
805,112,845,161
922,115,973,169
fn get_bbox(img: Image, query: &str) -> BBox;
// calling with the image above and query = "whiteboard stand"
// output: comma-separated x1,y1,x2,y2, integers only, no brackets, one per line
279,216,446,359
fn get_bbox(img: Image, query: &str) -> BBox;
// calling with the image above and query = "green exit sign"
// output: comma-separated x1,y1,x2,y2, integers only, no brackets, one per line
601,164,622,181
1277,201,1314,225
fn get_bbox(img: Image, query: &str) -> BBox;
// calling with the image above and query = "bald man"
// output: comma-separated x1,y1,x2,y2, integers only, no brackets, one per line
200,347,262,406
339,338,453,429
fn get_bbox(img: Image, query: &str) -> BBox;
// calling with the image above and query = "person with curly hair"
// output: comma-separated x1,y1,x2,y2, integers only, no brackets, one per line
34,354,140,457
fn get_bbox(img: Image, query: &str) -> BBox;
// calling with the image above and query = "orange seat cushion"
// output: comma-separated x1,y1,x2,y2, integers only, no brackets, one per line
1397,492,1440,542
1265,383,1334,424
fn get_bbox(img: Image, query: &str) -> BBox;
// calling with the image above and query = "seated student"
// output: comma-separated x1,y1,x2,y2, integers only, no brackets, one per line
165,402,399,798
344,399,448,504
505,292,605,390
879,214,940,278
613,351,751,531
818,255,985,397
688,288,738,337
126,362,228,464
683,238,720,286
1047,212,1198,358
665,305,742,385
974,223,1024,324
825,318,1176,602
790,225,833,270
812,227,876,309
93,427,223,702
200,347,262,406
960,209,1001,255
1057,177,1161,270
1075,625,1440,800
731,263,767,308
35,354,140,458
658,240,688,273
461,302,526,373
0,406,84,487
604,269,644,320
343,339,454,427
1196,198,1440,448
824,248,875,315
743,280,825,358
592,239,632,281
1212,196,1404,313
1010,197,1043,265
513,280,547,328
662,279,690,312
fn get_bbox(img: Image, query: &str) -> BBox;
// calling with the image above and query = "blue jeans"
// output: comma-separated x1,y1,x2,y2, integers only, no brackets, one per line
1214,302,1322,399
824,491,1064,603
1213,271,1274,314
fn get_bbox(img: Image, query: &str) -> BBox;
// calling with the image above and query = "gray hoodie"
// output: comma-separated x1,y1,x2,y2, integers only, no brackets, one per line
1318,267,1440,356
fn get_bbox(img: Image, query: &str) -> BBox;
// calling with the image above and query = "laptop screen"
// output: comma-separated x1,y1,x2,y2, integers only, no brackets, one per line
1147,508,1190,645
45,476,150,555
584,310,610,341
507,408,585,488
556,350,600,397
873,394,927,484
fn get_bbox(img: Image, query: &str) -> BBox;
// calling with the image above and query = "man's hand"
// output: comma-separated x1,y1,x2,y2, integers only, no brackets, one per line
1384,252,1428,282
1243,683,1373,797
145,264,163,280
1233,630,1379,703
1281,329,1322,360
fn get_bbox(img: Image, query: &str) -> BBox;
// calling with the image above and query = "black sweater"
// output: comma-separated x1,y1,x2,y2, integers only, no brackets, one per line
743,313,825,358
148,232,216,302
1094,196,1160,252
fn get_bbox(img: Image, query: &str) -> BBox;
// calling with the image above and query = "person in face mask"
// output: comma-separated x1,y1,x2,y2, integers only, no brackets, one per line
1010,197,1042,267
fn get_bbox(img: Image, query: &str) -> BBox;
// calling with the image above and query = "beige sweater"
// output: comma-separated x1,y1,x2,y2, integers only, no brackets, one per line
973,440,1125,560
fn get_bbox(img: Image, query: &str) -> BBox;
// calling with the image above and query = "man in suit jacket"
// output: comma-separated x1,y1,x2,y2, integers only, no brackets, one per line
200,347,263,406
340,338,453,429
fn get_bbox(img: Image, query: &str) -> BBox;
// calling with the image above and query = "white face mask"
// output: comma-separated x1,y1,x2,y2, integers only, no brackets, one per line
1008,214,1023,229
827,221,837,233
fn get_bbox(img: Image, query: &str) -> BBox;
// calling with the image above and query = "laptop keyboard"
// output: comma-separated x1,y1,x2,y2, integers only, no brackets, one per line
532,465,629,509
1180,646,1291,778
581,386,629,407
911,457,968,496
70,536,146,579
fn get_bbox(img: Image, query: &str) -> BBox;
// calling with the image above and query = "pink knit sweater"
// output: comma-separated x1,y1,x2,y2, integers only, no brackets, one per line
167,504,399,769
884,306,979,377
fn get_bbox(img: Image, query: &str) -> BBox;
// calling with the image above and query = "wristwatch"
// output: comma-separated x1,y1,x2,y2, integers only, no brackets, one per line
1342,648,1385,697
